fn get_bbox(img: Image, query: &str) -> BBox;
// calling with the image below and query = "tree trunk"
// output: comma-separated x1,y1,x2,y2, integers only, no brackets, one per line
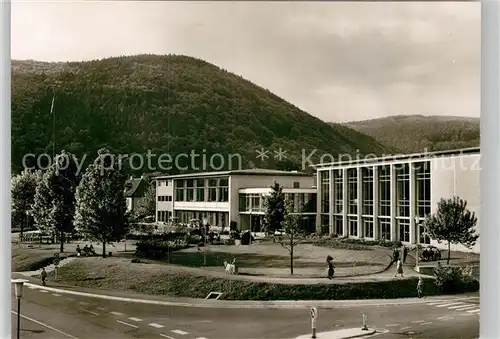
20,214,25,241
290,234,294,275
447,241,451,264
102,240,106,258
59,231,64,253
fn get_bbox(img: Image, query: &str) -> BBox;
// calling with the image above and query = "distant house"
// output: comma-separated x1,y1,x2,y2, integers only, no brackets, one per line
124,176,148,212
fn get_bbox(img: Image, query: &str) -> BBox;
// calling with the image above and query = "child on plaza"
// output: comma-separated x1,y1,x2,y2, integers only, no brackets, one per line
395,259,404,277
41,267,47,286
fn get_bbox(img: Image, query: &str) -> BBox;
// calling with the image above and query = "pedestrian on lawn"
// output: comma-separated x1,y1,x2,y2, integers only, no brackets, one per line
41,267,47,286
393,247,400,263
395,259,404,278
417,277,424,298
402,246,408,264
326,255,335,279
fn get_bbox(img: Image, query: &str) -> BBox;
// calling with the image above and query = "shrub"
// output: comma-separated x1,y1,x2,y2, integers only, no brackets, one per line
320,225,329,235
135,239,188,259
230,230,241,240
240,231,255,245
434,264,479,294
186,235,202,244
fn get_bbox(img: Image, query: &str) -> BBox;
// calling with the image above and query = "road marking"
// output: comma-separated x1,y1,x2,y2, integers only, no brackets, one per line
386,324,399,327
81,309,99,316
117,320,139,329
456,305,477,311
437,316,450,320
400,326,411,330
171,329,189,335
67,298,75,301
28,286,38,289
196,320,212,323
426,301,447,306
149,323,165,328
40,290,48,293
436,302,463,308
461,313,477,316
196,337,209,339
467,309,480,313
128,317,142,322
79,301,89,305
96,307,106,311
420,322,432,326
10,311,80,339
439,316,454,321
110,311,124,316
52,293,62,297
160,335,175,339
449,304,474,309
411,320,425,323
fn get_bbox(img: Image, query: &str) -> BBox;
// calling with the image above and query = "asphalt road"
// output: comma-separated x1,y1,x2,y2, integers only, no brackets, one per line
12,285,479,339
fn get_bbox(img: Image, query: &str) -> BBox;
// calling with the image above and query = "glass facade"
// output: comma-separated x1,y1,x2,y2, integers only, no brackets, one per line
320,170,330,227
318,160,436,244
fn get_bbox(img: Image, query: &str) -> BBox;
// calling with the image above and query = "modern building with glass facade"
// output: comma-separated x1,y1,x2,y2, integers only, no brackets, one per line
314,147,480,253
155,169,317,232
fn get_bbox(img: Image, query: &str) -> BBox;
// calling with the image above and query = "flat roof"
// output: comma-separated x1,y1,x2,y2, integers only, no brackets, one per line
239,187,317,194
312,147,480,169
154,168,312,180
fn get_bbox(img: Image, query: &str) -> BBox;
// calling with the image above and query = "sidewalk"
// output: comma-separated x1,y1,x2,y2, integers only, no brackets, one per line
295,328,376,339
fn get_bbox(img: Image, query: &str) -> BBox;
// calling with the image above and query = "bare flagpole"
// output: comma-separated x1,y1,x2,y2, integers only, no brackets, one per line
50,92,56,160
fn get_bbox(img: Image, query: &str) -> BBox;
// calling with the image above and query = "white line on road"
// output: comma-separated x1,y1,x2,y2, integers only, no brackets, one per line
411,320,425,323
81,309,99,316
67,298,75,301
437,316,449,320
196,337,209,339
160,335,175,339
40,290,48,293
53,293,62,297
128,317,142,322
11,311,80,339
96,307,106,311
467,309,480,313
436,302,464,308
420,322,432,326
449,304,474,309
400,326,412,330
28,286,38,289
456,305,477,311
79,302,89,305
386,324,399,327
117,320,139,329
461,313,477,316
149,323,165,328
110,311,124,316
171,329,189,335
439,317,454,321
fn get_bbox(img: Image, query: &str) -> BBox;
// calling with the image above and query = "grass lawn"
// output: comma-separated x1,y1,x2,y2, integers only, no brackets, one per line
134,242,393,277
11,244,69,272
49,257,443,300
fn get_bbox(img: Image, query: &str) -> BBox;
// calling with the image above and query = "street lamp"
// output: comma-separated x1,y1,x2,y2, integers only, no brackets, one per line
12,279,28,339
202,217,208,266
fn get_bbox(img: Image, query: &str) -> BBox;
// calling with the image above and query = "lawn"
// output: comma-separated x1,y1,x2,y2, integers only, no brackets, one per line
135,242,393,277
48,257,443,300
11,244,69,272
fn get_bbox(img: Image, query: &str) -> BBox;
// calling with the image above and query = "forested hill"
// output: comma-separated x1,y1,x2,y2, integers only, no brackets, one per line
12,55,390,175
342,115,480,154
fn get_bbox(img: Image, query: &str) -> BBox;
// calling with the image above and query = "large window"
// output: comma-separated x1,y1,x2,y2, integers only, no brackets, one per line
347,168,358,215
348,216,358,237
398,219,410,242
415,161,431,218
379,219,391,241
378,166,391,216
175,180,185,201
320,171,330,214
208,179,217,202
196,179,205,201
186,179,195,201
362,167,374,215
218,178,229,202
334,215,343,236
239,194,247,211
321,214,330,228
363,217,374,238
333,170,343,214
396,164,410,217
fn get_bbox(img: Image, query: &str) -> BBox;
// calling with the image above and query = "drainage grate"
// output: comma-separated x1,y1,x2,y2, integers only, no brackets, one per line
205,292,223,300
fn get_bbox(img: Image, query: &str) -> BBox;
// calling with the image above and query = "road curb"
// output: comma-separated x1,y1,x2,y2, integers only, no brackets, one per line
295,328,376,339
22,281,479,309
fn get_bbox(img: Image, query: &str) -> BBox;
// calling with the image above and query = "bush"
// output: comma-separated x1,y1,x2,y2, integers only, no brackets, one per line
135,239,188,259
434,264,479,294
320,225,329,235
314,237,403,251
240,231,255,245
186,235,202,244
230,230,241,240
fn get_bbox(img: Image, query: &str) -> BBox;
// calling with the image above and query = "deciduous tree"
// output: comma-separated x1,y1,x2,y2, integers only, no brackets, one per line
74,148,129,257
276,201,306,275
11,169,42,238
133,180,156,222
262,181,286,235
423,196,479,264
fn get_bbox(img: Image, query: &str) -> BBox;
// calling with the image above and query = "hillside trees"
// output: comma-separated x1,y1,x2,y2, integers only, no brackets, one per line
74,148,130,257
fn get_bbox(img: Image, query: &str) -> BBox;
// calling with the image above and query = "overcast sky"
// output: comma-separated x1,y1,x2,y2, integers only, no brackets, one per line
11,1,480,122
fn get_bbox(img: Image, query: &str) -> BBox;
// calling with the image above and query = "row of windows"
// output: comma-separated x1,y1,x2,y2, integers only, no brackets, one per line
319,161,431,219
157,180,172,187
239,193,316,213
157,210,172,222
175,177,229,202
158,195,172,202
320,214,431,244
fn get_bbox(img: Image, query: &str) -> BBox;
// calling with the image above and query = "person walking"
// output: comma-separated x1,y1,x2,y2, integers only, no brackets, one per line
402,246,408,264
394,259,404,278
417,277,424,298
326,255,335,279
41,267,47,286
